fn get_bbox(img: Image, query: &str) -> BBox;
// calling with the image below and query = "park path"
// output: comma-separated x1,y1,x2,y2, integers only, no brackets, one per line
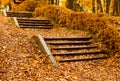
0,14,120,81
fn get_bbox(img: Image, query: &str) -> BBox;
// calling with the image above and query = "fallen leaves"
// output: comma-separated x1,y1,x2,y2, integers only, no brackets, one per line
0,13,120,81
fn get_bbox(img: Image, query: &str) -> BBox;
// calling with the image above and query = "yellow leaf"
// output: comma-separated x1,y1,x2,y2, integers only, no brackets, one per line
72,75,78,80
7,49,13,54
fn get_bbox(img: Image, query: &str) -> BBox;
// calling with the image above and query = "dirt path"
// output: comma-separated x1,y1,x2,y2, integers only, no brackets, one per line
0,14,120,81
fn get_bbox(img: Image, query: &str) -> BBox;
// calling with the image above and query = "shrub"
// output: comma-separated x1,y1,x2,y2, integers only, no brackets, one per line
11,0,45,12
33,5,120,56
34,5,73,26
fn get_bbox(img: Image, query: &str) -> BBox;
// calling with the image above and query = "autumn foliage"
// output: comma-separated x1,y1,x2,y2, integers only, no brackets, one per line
34,5,120,55
1,0,11,6
11,0,45,12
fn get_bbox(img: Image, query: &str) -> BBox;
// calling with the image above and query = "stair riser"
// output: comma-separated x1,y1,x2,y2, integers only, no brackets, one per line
51,46,98,50
52,51,104,56
47,43,91,45
59,56,109,62
20,26,53,29
18,22,51,24
6,12,33,17
44,37,92,41
7,15,32,17
17,19,50,22
19,24,53,26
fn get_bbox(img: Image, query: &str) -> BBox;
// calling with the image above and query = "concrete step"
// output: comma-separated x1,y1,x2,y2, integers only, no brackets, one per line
19,23,53,26
58,56,109,62
20,26,53,29
17,18,50,22
6,11,33,17
51,45,98,50
47,41,92,45
52,51,104,56
44,37,92,41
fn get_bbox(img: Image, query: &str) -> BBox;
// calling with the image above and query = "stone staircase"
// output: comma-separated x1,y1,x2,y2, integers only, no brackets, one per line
5,11,53,29
32,35,109,67
17,18,53,29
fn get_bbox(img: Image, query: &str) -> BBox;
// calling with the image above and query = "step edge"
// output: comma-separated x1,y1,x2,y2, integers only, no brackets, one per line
58,56,109,62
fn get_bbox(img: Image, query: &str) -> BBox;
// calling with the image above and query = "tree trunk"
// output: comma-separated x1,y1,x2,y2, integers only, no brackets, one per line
51,0,54,4
118,0,120,15
92,0,95,13
97,0,103,13
66,0,74,10
106,0,110,13
56,0,60,5
113,0,119,16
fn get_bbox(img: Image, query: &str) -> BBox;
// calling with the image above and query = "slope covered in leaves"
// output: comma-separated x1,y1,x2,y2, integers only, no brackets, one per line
34,5,120,56
0,13,120,81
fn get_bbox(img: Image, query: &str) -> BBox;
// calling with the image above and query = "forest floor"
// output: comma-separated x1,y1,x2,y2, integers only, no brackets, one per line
0,13,120,81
